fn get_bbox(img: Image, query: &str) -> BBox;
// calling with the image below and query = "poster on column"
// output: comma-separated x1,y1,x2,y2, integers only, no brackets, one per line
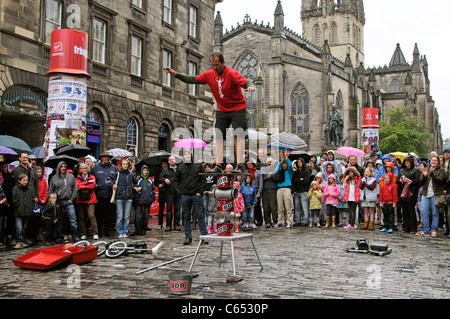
45,75,88,158
362,128,379,154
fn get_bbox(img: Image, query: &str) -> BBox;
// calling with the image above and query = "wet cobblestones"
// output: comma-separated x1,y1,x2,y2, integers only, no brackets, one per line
0,217,449,300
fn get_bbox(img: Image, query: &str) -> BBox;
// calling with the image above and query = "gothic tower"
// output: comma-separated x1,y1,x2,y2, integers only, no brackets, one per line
301,0,365,66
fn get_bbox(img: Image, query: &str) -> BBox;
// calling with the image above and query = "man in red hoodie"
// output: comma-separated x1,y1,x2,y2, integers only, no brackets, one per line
379,173,397,233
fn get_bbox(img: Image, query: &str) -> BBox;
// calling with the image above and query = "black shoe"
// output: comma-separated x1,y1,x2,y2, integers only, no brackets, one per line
231,166,242,174
210,165,223,174
183,238,192,245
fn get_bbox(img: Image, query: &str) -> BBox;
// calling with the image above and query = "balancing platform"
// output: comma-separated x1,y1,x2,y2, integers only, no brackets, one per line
198,172,250,176
188,233,263,282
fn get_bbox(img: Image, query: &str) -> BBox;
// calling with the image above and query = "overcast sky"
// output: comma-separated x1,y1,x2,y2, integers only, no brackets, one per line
215,0,450,140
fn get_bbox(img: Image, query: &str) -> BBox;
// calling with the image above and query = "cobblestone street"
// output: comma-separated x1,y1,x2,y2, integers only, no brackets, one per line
1,216,449,303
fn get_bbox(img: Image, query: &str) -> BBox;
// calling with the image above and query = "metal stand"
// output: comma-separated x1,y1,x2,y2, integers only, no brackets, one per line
188,233,263,281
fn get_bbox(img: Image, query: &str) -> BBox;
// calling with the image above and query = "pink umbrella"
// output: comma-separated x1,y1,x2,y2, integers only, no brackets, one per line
336,147,366,158
174,138,207,149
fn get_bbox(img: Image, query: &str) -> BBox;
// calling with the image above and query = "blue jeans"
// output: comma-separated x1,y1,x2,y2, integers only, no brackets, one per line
294,192,309,224
116,199,132,235
420,195,439,234
15,216,29,242
59,201,79,238
242,206,254,223
181,195,207,239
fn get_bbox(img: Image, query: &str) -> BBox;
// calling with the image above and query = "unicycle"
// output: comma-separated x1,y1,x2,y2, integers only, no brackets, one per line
105,241,127,258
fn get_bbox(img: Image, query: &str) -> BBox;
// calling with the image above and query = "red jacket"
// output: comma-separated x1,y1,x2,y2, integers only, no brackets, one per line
38,177,48,203
343,176,361,203
379,173,398,204
75,173,98,204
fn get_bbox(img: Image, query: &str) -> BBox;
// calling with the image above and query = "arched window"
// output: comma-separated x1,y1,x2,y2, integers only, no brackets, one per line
314,24,321,46
322,24,329,42
331,23,338,45
236,52,264,128
290,84,310,134
158,123,170,151
336,90,344,109
126,117,138,155
390,79,400,93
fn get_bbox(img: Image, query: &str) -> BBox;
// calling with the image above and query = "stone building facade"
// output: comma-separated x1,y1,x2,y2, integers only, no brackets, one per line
0,0,221,158
215,0,442,154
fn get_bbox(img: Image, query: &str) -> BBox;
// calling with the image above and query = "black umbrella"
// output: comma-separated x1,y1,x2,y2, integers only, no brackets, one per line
135,150,182,177
138,150,182,167
44,155,79,169
288,151,312,163
54,144,92,158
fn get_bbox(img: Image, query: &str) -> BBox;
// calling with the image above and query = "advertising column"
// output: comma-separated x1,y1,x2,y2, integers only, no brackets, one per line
44,29,90,161
361,108,380,154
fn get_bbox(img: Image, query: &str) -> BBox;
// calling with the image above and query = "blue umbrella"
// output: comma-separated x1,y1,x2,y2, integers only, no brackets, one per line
32,146,45,159
0,135,33,154
267,142,298,151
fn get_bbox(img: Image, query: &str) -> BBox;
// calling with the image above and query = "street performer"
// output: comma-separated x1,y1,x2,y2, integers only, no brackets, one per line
163,51,256,174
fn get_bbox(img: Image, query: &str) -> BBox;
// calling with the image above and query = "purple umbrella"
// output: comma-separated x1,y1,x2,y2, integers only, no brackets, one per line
0,146,18,156
174,138,207,149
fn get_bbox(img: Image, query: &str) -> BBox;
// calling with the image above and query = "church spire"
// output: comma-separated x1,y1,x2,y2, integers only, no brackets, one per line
274,0,285,33
412,43,420,71
389,43,408,67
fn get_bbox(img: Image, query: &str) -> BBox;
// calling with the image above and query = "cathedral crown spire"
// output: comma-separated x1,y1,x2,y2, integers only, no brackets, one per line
389,43,408,67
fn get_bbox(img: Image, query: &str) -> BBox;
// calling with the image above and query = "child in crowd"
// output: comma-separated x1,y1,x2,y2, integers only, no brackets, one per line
42,193,63,245
233,181,244,233
337,177,348,227
360,167,379,230
134,165,155,236
12,174,35,249
314,172,326,224
379,173,398,233
307,181,323,227
240,175,257,230
35,166,48,207
343,167,361,229
323,174,340,228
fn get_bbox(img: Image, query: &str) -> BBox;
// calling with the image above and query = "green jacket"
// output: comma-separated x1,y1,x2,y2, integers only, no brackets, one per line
419,166,447,197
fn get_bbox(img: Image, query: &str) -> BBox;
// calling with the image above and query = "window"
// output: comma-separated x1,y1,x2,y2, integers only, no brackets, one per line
131,35,142,76
92,18,106,64
331,23,338,45
323,24,329,42
162,49,173,86
236,52,264,128
163,0,172,24
390,79,400,93
126,117,138,154
45,0,62,44
132,0,142,8
189,6,197,38
188,61,197,95
314,25,320,46
290,83,310,134
158,124,170,151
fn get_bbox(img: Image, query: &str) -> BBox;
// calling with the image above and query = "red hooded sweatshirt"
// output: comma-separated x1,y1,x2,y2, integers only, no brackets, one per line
379,173,398,204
